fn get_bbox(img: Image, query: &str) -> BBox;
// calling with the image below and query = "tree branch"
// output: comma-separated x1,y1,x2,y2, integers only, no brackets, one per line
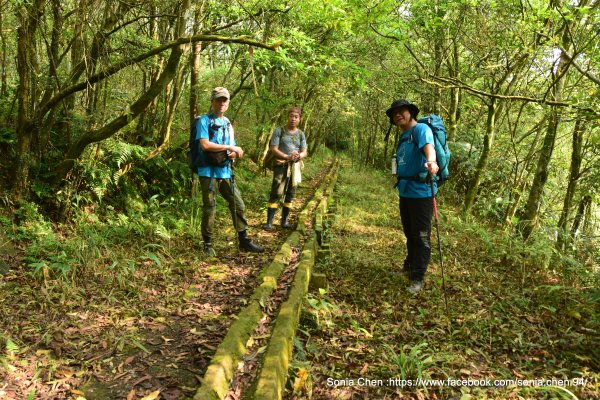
39,34,282,119
558,44,600,86
51,45,185,182
420,75,599,116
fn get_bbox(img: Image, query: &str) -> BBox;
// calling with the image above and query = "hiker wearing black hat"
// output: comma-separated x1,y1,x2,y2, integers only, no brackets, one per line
264,107,307,230
386,99,439,294
194,87,264,257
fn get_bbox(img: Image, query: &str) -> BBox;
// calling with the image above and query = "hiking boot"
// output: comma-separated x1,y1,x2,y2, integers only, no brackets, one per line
204,244,217,257
407,281,424,294
239,238,264,253
264,207,277,230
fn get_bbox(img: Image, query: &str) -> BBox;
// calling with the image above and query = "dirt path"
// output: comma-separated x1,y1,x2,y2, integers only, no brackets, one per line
0,160,333,400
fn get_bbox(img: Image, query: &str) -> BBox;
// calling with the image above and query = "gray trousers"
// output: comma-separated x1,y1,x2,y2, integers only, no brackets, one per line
200,177,248,241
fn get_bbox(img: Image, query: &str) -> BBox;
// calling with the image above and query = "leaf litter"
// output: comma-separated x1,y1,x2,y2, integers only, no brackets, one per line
288,162,599,400
0,161,334,399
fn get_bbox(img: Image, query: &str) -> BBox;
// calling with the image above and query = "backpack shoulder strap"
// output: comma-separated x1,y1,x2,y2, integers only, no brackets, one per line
227,120,234,145
399,127,415,144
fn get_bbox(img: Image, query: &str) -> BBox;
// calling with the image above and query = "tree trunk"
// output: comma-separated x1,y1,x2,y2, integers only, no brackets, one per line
53,41,185,182
0,3,8,97
556,118,584,249
570,195,591,240
432,37,443,115
463,100,498,213
59,0,89,147
521,25,572,239
447,40,460,142
521,111,560,238
12,0,45,201
154,61,187,153
190,1,205,125
503,122,544,228
34,0,62,160
135,1,161,143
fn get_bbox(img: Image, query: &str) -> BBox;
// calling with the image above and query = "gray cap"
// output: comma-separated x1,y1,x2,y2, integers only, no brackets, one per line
211,87,230,100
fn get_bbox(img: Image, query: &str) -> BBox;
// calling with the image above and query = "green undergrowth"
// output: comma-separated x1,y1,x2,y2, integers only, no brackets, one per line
1,149,331,283
289,160,599,399
0,149,333,398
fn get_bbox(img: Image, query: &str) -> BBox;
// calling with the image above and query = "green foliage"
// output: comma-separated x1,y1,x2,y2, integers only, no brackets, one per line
0,127,16,146
383,342,436,382
13,202,56,243
305,290,340,330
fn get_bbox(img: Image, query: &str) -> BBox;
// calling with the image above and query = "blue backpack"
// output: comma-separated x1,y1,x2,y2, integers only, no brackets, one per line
395,114,451,185
418,114,450,184
188,116,202,173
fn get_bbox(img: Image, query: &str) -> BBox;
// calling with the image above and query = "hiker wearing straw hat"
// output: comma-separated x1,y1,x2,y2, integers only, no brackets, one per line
386,99,439,294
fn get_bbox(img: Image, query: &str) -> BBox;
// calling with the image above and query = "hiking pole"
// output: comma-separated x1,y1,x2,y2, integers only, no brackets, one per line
283,160,292,203
429,176,450,321
229,158,240,254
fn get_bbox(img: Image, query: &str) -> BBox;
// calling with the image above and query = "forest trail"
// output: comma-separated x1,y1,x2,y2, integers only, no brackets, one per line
0,160,333,400
288,160,598,400
1,157,597,400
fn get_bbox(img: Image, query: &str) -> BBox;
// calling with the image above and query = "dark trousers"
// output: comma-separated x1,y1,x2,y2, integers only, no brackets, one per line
400,196,433,282
268,164,296,206
200,177,248,241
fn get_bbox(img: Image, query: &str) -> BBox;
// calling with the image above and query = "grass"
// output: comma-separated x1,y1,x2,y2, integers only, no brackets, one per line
290,158,599,400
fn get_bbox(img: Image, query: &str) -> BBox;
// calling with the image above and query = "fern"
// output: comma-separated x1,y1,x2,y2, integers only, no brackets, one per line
103,140,148,169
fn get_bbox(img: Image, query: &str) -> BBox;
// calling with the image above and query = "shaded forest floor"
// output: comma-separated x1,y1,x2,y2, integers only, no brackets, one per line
287,161,599,400
1,156,598,400
0,157,332,400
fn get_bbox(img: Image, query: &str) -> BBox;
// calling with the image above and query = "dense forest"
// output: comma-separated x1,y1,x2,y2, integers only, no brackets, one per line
0,0,598,399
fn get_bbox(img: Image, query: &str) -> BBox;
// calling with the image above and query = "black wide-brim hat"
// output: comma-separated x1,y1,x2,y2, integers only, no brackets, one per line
385,99,420,124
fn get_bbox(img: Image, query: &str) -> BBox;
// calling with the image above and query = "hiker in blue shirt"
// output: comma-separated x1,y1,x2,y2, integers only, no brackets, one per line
387,99,439,294
263,107,307,230
196,87,263,257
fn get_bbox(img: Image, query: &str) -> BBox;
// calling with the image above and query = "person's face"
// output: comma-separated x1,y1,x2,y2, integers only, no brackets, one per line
211,97,230,116
392,107,412,129
288,111,301,128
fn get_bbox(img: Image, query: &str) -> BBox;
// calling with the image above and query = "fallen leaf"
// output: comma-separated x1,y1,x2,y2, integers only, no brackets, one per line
127,389,136,400
294,367,309,392
140,390,160,400
132,375,152,387
512,369,525,378
360,363,369,374
189,328,202,336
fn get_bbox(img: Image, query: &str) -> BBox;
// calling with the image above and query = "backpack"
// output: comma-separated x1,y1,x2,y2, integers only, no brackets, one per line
418,114,450,184
395,114,451,184
188,115,232,172
188,116,202,172
263,149,277,171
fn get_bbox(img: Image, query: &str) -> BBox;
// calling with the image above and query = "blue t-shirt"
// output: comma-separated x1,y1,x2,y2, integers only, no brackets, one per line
396,123,438,198
195,113,236,179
